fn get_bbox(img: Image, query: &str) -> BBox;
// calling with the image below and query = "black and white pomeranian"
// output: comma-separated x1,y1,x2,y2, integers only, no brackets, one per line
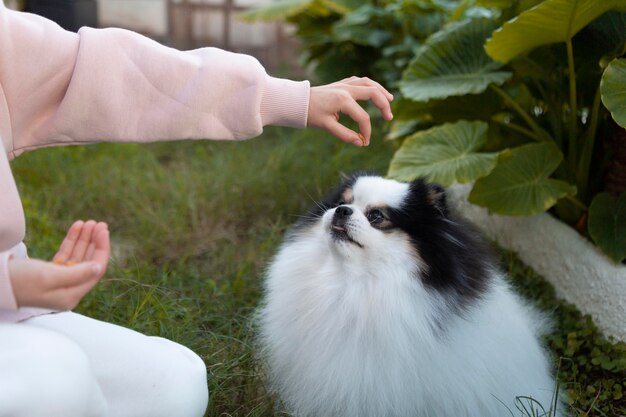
258,173,563,417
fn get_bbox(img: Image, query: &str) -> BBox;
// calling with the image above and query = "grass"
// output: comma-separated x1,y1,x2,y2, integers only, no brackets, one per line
12,122,626,417
14,125,395,416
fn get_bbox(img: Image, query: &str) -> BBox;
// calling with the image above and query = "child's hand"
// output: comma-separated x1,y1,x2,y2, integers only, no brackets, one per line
307,77,394,147
9,220,110,310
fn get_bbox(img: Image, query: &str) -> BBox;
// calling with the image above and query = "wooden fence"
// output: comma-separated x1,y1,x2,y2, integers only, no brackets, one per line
167,0,302,73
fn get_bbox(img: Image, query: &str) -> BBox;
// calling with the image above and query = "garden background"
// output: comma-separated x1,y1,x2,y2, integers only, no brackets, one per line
10,0,626,416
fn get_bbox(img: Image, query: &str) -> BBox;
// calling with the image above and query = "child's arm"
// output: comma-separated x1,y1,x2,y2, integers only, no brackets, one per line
0,5,309,156
0,5,393,156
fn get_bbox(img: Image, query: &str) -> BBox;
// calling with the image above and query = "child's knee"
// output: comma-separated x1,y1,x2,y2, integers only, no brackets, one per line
173,349,209,417
1,330,106,417
143,337,208,417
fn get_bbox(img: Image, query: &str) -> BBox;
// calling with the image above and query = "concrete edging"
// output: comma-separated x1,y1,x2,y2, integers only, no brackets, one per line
447,184,626,342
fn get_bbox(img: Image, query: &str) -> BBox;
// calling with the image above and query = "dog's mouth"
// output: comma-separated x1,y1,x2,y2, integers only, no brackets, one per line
330,224,363,248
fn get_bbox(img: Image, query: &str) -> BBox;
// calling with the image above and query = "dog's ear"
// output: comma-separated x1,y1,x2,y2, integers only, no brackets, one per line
426,182,448,216
410,179,448,216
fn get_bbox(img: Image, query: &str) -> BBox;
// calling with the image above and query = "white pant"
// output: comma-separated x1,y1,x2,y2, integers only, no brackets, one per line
0,312,208,417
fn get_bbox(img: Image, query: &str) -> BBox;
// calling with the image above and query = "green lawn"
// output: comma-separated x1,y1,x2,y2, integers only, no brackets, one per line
12,123,626,416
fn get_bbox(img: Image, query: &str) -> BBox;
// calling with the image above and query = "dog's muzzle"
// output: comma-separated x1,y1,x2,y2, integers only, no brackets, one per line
332,205,353,228
330,206,363,248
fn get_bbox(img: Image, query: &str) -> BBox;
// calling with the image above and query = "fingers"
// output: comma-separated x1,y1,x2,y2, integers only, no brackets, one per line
48,224,109,309
325,120,367,147
48,263,103,310
39,260,103,298
68,220,97,263
89,227,110,277
338,77,394,127
338,99,372,145
9,254,106,311
54,220,109,266
346,85,394,121
308,77,394,147
85,222,108,262
342,76,394,102
53,220,84,264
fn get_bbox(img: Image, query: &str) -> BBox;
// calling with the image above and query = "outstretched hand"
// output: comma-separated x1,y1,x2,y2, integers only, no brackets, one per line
307,76,394,147
9,220,110,310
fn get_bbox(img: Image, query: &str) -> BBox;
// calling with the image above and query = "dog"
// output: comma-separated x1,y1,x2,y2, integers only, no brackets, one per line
258,173,563,417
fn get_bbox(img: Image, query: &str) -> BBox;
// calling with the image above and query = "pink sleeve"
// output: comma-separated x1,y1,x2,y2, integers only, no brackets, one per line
0,251,18,311
0,5,310,157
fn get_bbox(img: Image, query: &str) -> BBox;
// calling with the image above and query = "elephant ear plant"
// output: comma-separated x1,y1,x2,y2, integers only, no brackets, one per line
389,0,626,262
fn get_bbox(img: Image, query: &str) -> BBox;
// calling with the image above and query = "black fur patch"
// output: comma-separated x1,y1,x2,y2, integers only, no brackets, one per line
389,178,495,309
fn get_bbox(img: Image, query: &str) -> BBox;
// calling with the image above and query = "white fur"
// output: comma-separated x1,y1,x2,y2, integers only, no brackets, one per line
258,177,563,417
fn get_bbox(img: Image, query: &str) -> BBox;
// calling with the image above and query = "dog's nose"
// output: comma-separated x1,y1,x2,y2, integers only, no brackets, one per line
335,205,353,218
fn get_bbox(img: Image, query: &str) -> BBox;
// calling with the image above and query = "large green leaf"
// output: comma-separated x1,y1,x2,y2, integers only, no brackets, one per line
485,0,626,63
588,192,626,263
391,98,431,121
469,142,577,215
384,120,421,141
387,120,499,186
601,58,626,128
392,89,504,125
399,18,512,102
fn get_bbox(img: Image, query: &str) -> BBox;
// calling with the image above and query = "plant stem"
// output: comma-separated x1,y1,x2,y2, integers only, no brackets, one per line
490,84,550,142
565,194,588,211
587,84,602,151
491,118,539,142
531,78,563,147
576,84,602,201
566,38,578,167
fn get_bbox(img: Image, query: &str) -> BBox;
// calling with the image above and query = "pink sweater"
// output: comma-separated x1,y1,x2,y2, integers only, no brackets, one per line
0,2,310,322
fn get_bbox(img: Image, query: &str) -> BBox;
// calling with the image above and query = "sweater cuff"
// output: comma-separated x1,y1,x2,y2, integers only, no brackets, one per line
0,251,18,311
260,76,310,129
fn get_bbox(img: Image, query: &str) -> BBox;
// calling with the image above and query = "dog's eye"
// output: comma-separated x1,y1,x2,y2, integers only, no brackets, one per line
367,209,385,224
335,200,346,208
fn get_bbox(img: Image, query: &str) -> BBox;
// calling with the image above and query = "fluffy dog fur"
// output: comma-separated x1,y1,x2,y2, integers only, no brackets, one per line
258,173,562,417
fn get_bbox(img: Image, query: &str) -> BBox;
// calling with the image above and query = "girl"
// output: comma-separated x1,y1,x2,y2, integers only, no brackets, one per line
0,2,393,416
